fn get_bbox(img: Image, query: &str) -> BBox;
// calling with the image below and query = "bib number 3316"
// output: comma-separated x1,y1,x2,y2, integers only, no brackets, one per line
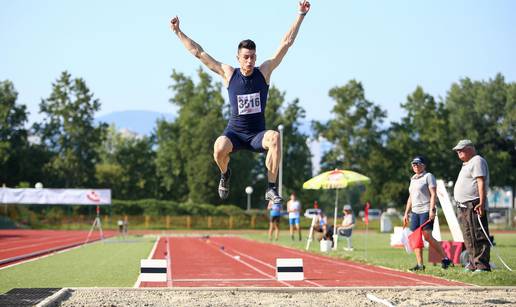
237,92,261,115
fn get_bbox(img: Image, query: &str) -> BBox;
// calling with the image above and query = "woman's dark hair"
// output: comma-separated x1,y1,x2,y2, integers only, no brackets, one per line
238,39,256,51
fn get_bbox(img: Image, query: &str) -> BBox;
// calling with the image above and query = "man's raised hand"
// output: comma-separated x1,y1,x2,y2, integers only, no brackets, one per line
299,0,311,14
170,16,180,33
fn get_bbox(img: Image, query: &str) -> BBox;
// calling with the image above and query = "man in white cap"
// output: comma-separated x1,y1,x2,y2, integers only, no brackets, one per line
453,139,491,272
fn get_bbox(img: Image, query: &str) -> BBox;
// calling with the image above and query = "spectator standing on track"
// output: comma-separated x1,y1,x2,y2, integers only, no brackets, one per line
267,200,282,241
287,192,302,241
170,1,311,207
337,205,355,251
403,156,451,272
452,139,491,272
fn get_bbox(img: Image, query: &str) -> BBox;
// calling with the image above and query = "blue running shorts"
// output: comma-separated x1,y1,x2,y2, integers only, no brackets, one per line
223,128,266,153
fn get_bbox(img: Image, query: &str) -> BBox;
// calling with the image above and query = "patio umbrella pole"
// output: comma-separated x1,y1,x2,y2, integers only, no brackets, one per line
333,189,339,250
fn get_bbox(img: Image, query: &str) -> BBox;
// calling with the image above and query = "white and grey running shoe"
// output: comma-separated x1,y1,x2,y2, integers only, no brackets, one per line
218,169,231,200
265,187,282,204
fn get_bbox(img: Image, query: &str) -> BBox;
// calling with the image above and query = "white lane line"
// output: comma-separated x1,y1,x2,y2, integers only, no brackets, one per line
0,233,75,248
1,235,95,252
0,244,85,270
205,239,293,287
284,247,441,286
166,237,173,287
229,248,323,287
149,235,161,258
134,235,161,288
172,278,272,282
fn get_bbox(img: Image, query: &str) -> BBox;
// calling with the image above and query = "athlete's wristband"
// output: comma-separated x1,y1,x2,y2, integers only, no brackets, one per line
299,12,307,16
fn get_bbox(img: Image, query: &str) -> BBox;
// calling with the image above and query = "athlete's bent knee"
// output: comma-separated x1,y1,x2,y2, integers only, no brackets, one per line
265,131,280,148
213,137,231,160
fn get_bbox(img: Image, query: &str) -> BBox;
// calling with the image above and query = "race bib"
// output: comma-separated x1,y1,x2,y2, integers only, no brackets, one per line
237,92,261,115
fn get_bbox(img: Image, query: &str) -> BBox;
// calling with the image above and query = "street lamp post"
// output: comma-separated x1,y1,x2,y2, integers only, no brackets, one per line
245,186,253,211
277,124,284,198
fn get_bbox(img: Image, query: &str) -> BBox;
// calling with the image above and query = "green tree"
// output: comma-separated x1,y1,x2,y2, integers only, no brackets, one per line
315,80,389,207
445,74,515,189
243,86,313,209
114,135,157,199
155,119,189,201
34,71,107,188
384,86,454,206
160,69,226,203
96,125,157,199
0,80,29,186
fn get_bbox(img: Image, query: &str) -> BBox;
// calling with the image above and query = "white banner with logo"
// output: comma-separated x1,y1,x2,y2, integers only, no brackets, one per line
0,188,111,205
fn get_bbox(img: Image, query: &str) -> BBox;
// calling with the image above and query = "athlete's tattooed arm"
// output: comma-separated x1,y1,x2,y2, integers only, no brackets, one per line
170,16,233,85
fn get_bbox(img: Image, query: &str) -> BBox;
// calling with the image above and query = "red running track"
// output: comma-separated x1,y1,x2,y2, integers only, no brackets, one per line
0,229,115,268
140,236,466,288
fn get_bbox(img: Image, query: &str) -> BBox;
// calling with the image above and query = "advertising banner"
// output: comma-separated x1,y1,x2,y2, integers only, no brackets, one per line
0,188,111,205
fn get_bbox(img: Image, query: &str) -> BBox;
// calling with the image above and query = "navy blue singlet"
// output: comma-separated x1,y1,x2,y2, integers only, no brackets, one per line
227,67,269,133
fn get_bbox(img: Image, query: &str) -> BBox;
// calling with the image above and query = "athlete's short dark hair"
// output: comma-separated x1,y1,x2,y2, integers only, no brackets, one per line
238,39,256,51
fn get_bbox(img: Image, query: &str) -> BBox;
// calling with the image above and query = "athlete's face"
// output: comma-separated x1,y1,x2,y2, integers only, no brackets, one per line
237,48,256,75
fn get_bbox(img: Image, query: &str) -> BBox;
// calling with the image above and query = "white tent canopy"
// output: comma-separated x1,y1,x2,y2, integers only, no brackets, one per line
0,188,111,205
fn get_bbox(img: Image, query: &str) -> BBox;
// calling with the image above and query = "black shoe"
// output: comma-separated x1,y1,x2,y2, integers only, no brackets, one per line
265,187,282,203
218,168,231,200
441,258,452,269
409,264,425,272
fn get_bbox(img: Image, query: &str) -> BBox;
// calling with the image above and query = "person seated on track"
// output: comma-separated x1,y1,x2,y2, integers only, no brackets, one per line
337,204,355,251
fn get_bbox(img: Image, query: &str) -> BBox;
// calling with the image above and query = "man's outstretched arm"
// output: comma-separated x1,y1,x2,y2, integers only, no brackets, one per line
170,16,232,84
260,1,311,82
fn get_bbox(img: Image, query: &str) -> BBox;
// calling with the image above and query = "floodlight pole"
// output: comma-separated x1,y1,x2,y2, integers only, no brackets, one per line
278,125,284,197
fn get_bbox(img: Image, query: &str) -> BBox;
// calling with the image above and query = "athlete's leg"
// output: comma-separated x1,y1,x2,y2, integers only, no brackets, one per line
262,130,281,183
214,136,233,199
213,136,233,173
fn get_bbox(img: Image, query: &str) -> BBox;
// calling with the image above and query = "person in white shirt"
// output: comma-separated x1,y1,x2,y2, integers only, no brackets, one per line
403,156,450,272
453,139,491,272
287,192,302,241
337,205,355,251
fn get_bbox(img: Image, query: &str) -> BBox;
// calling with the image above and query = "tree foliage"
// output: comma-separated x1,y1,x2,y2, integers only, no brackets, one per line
158,69,226,203
34,71,107,188
0,81,29,185
2,71,513,212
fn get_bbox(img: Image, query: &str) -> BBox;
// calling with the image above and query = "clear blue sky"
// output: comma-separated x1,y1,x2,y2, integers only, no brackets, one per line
1,0,515,126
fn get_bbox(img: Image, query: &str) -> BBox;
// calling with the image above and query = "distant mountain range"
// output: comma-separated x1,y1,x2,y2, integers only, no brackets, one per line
95,110,175,135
